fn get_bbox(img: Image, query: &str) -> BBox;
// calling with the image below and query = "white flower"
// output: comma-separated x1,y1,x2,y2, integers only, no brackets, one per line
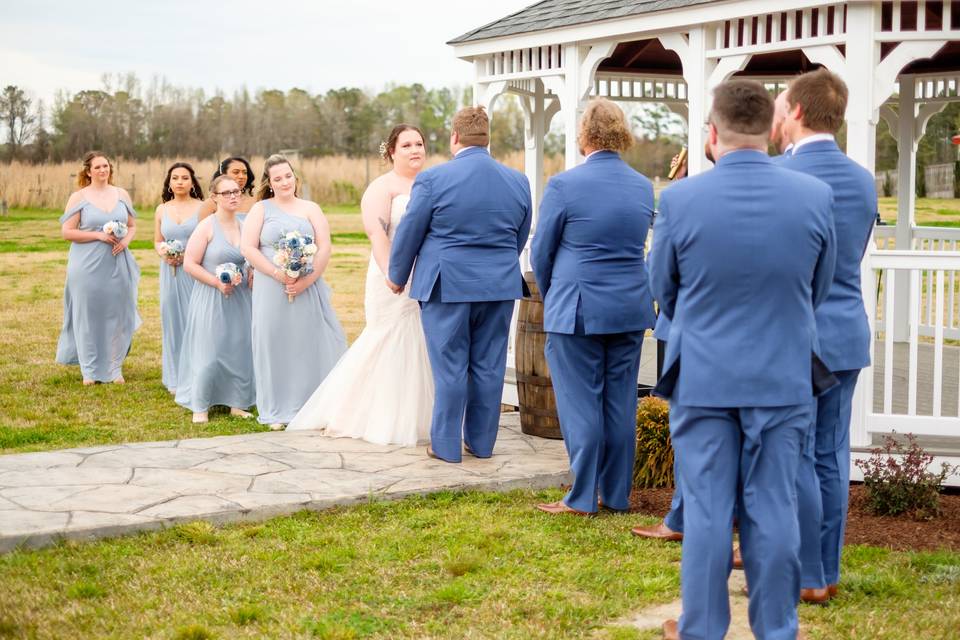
302,243,318,256
272,253,286,267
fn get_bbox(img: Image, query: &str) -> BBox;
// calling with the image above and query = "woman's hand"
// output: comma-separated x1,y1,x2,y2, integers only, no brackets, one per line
284,277,309,298
163,254,183,267
111,236,130,255
217,281,235,297
99,232,119,246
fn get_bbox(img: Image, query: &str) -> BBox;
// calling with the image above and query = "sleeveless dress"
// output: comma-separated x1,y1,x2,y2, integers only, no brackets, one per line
288,195,433,446
159,206,198,392
56,199,142,382
251,201,347,424
175,217,255,413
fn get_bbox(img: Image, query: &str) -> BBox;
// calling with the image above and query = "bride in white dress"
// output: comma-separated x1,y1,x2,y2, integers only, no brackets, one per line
287,125,433,445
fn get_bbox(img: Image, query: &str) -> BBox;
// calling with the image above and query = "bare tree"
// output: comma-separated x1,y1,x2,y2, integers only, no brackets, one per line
0,85,39,160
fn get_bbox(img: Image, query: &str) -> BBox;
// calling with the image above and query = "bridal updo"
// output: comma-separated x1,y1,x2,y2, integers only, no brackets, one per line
577,98,634,153
380,124,426,163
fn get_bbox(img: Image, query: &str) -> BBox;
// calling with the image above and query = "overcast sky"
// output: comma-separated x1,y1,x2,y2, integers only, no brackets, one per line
1,0,532,104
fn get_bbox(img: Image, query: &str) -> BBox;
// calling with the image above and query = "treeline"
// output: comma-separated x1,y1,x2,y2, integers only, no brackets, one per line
0,75,485,163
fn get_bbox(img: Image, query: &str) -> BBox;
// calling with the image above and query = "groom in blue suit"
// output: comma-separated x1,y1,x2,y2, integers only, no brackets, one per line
388,107,532,463
650,79,836,640
781,69,878,602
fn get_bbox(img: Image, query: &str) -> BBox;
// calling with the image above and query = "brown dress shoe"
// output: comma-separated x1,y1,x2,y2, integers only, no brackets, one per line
662,619,679,640
733,546,743,570
631,521,683,541
800,587,831,604
535,500,593,516
827,583,838,598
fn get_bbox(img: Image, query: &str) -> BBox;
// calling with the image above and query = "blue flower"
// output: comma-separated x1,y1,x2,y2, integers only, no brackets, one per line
288,261,302,272
286,236,302,250
219,271,233,284
302,235,314,246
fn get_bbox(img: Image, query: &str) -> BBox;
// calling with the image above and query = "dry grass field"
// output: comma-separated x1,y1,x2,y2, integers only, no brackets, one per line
0,152,567,211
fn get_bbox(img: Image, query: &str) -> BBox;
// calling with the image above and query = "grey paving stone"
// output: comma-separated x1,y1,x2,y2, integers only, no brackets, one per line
0,452,84,472
0,415,570,552
192,454,291,476
138,495,243,519
130,468,251,494
80,447,221,469
0,467,132,488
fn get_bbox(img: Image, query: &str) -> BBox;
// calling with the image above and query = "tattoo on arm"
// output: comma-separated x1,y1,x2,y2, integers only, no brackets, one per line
378,217,390,235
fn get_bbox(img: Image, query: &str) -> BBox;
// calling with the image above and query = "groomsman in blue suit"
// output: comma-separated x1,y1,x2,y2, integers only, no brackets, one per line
649,79,837,640
531,98,657,515
781,68,878,602
633,91,795,546
388,107,532,463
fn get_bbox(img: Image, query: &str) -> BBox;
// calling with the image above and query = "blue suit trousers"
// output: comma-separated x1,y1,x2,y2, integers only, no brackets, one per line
671,403,809,640
797,369,859,588
420,291,514,463
545,328,644,512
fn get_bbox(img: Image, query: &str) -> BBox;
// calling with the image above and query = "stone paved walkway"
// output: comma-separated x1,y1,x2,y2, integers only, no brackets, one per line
0,413,570,552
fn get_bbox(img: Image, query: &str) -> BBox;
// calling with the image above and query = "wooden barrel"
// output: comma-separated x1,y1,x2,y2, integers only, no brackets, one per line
515,271,563,439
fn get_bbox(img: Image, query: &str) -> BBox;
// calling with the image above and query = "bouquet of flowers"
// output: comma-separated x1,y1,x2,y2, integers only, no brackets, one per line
159,239,185,276
272,230,318,302
215,262,243,294
102,220,128,239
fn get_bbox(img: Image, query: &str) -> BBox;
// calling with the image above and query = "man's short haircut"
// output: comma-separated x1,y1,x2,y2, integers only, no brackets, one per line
710,79,775,136
452,106,489,148
786,68,848,134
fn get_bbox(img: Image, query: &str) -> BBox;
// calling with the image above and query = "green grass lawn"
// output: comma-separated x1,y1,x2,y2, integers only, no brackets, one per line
878,197,960,226
0,489,957,640
0,208,370,454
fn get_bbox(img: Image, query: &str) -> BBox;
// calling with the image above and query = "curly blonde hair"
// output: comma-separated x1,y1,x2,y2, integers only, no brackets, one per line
577,99,634,153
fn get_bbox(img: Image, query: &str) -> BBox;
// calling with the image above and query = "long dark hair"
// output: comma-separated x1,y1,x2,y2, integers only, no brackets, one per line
161,162,204,202
214,156,255,196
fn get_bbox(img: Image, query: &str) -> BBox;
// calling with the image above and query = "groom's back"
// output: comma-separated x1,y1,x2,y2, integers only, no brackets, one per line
411,146,531,302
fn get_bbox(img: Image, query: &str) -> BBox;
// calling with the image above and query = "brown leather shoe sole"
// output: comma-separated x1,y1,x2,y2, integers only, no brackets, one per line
800,587,831,604
631,522,683,541
827,583,838,598
535,500,593,516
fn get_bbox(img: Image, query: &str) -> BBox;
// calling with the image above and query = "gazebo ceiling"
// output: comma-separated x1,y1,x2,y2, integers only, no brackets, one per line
594,39,957,78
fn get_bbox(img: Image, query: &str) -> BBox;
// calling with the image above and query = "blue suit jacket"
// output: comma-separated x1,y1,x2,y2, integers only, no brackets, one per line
781,139,877,372
649,150,837,407
388,147,532,302
532,151,657,334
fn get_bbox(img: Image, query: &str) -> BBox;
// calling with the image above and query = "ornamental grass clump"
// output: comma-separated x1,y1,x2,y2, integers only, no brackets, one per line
855,432,955,520
633,396,673,489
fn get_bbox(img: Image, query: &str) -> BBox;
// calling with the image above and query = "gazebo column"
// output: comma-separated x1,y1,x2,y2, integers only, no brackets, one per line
843,3,880,173
560,40,619,169
892,77,919,340
520,79,560,224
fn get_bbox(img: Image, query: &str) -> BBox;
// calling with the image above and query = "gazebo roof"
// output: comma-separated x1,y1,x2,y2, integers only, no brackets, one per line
448,0,713,44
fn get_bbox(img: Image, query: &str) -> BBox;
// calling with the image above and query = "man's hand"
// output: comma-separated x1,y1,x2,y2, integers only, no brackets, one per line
385,277,404,294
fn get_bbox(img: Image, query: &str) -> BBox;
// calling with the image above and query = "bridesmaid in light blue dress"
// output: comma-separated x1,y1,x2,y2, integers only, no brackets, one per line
57,151,141,385
176,177,255,423
240,154,347,429
154,162,205,393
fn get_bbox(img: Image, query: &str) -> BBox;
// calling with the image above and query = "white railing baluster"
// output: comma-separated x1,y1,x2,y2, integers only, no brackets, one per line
893,0,902,32
802,9,812,38
818,6,828,36
927,246,934,325
787,10,796,40
909,268,920,414
884,268,896,414
773,12,782,41
918,0,927,31
946,1,954,31
934,269,944,416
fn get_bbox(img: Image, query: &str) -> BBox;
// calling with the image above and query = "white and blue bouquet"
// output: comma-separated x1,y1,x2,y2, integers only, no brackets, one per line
102,220,128,239
271,230,318,302
215,262,243,293
159,239,185,276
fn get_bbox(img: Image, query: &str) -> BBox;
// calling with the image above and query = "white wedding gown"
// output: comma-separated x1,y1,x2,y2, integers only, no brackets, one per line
287,194,433,445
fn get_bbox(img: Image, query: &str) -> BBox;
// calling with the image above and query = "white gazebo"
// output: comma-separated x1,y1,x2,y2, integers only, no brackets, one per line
450,0,960,482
